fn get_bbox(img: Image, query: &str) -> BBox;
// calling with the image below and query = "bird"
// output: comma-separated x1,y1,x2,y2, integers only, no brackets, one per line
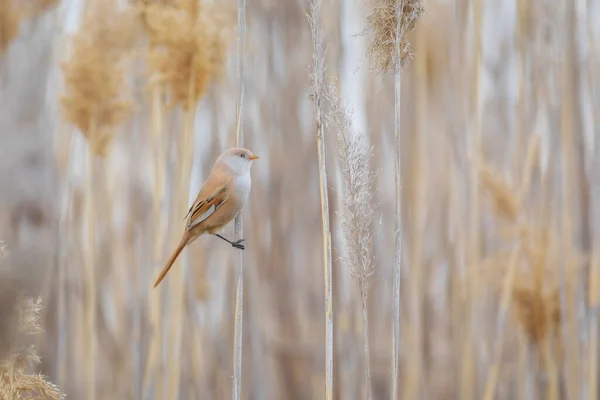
153,147,259,288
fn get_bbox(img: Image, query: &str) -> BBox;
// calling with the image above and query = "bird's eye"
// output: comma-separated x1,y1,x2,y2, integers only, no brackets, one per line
240,153,246,158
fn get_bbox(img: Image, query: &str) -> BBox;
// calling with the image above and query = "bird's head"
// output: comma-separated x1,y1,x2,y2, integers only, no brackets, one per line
216,147,259,176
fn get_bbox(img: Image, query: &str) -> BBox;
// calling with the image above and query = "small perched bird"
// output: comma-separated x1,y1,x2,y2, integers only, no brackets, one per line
153,147,258,288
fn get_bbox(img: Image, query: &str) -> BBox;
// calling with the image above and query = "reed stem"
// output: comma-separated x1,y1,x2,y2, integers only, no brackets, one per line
144,82,165,398
85,115,98,400
232,0,246,397
391,3,404,398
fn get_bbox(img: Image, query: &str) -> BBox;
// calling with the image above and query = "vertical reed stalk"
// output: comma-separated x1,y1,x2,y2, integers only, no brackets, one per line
308,0,333,396
144,82,165,398
543,334,559,400
559,1,579,397
232,0,246,396
166,64,197,399
391,5,404,400
461,0,482,397
403,22,426,400
588,15,600,399
84,115,98,400
482,244,521,400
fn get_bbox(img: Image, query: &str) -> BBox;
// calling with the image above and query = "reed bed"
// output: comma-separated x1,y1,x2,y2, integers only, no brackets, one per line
0,0,599,398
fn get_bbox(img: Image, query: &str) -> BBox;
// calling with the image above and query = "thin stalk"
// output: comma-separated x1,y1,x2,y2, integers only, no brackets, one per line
558,1,579,397
543,335,559,400
144,83,165,397
85,116,98,400
588,2,599,398
403,22,426,400
461,0,482,397
391,5,404,400
232,0,246,397
57,128,76,387
308,0,333,397
167,60,197,400
359,286,372,399
482,244,521,400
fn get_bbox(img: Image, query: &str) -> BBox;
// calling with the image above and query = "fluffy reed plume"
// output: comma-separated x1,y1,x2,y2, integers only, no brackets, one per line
143,0,231,109
513,230,561,346
365,0,424,74
479,164,520,223
365,1,424,398
327,84,376,400
512,284,561,346
0,0,58,54
0,296,64,400
60,0,137,155
0,0,19,54
307,0,334,396
60,3,137,399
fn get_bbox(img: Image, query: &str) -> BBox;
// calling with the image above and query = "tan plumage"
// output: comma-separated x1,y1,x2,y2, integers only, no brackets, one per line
153,147,258,288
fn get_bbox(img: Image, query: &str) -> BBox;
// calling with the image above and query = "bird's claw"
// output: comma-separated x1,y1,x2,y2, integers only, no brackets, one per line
232,239,245,250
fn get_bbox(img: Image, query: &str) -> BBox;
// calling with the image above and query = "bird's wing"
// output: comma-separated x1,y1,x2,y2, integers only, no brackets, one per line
184,185,229,231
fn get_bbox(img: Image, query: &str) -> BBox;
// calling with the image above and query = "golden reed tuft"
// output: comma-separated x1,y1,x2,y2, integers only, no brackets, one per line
365,0,424,74
0,297,65,399
511,228,561,346
141,0,233,109
479,163,520,223
0,0,21,54
60,0,139,155
512,283,560,345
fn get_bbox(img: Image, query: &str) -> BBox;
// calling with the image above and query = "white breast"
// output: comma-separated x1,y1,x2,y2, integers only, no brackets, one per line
233,173,251,206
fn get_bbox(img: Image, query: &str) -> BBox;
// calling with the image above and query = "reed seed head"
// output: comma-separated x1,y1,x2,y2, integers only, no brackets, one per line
60,0,139,155
479,164,519,222
0,0,21,54
365,0,424,74
143,0,232,109
512,283,560,346
325,81,377,297
0,297,65,399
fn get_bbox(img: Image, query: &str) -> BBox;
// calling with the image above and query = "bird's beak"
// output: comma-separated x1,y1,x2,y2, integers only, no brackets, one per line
249,154,259,160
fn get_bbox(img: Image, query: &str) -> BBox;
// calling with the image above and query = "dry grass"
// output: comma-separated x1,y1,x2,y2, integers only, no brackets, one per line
60,0,138,155
0,243,64,400
479,164,519,223
0,297,64,400
0,0,20,54
143,0,232,109
2,0,599,399
365,0,424,74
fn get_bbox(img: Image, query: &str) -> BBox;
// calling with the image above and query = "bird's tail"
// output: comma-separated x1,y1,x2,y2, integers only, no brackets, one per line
153,234,189,288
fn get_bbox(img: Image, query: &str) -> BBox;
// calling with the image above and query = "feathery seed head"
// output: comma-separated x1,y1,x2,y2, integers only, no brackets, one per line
60,0,139,155
365,0,424,74
326,82,377,296
479,164,519,222
512,284,560,346
0,0,21,54
0,297,64,399
144,0,233,109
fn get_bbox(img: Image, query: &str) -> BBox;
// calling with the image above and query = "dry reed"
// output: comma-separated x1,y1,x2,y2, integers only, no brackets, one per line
232,0,246,397
60,2,137,399
0,293,64,400
327,82,377,399
362,0,423,398
0,0,20,55
365,0,424,75
307,0,334,396
143,0,231,109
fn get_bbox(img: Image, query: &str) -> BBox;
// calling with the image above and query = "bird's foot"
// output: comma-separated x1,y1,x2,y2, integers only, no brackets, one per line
232,239,245,250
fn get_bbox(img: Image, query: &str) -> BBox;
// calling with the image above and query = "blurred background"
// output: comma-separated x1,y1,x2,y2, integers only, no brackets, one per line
0,0,599,399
